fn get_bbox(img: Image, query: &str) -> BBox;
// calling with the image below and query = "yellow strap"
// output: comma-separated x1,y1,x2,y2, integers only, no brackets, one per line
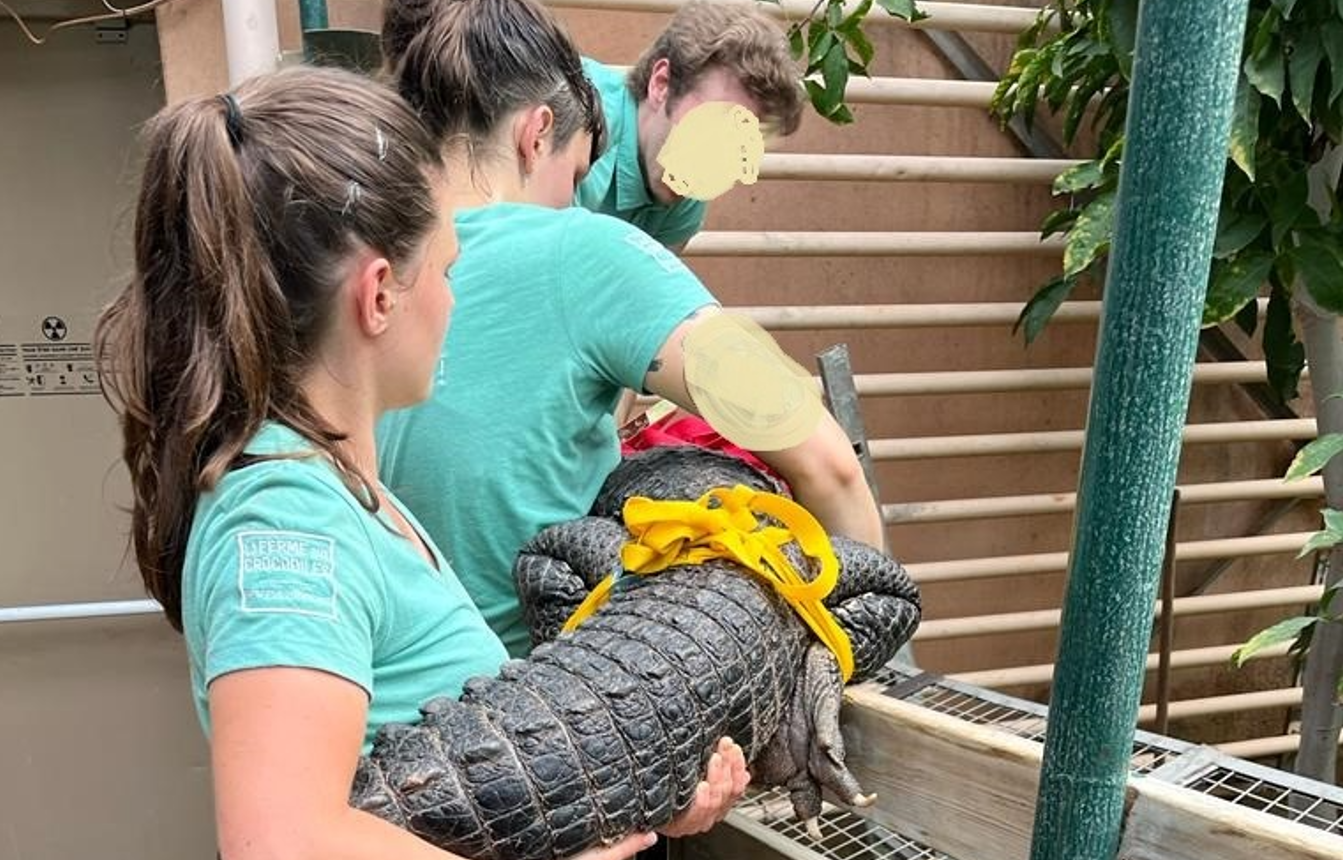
561,484,855,681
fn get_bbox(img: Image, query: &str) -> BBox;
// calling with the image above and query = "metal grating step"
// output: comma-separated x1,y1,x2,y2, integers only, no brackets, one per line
1182,759,1343,834
735,788,953,860
869,666,1195,777
712,662,1343,860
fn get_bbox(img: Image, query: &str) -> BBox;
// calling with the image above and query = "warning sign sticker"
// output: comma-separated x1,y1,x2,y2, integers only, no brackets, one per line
0,342,100,397
0,313,101,398
0,344,21,396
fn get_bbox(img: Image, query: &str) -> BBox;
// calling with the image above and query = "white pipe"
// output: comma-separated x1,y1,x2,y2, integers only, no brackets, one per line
0,599,161,625
906,532,1316,584
839,75,1002,108
758,154,1081,184
544,0,1045,34
740,301,1104,330
856,361,1310,396
1136,688,1303,724
913,585,1325,642
883,476,1325,525
602,66,1006,107
221,0,281,86
871,418,1319,460
951,642,1295,689
1214,733,1343,759
683,231,1064,257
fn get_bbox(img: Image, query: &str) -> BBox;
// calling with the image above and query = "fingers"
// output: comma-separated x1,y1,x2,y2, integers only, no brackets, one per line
717,737,751,795
574,832,657,860
705,751,726,801
658,776,717,837
658,738,753,838
673,775,719,836
701,772,725,814
711,738,750,799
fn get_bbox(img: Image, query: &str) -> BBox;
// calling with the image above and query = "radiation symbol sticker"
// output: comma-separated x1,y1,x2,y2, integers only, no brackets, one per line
41,316,68,342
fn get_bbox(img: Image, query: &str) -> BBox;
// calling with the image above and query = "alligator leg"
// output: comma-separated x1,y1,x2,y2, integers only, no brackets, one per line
751,643,875,840
514,516,629,646
824,536,922,682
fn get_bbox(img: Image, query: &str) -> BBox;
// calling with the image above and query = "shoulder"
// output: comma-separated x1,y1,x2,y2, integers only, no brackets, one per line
453,204,573,272
195,456,373,552
635,198,707,248
581,57,633,145
186,456,389,622
556,209,688,273
213,454,354,506
559,206,665,245
457,202,569,238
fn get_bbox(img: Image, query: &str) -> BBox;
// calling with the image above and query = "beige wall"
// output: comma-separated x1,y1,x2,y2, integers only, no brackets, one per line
0,18,216,859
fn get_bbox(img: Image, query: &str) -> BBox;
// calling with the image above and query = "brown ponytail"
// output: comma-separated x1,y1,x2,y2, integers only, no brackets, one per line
383,0,606,162
95,66,443,631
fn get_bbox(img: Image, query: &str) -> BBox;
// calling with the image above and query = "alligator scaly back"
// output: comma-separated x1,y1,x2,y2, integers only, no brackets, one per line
351,446,921,859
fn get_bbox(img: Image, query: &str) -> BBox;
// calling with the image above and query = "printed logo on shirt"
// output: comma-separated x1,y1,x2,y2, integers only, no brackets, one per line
623,230,684,275
236,530,338,619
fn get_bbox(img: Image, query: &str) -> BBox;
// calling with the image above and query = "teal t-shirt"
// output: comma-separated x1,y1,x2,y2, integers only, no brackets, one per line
378,203,715,657
182,422,509,752
575,57,707,248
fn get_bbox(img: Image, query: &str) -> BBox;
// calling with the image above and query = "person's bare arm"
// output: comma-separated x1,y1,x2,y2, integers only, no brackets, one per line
614,389,643,429
209,668,658,860
642,307,885,549
748,420,884,548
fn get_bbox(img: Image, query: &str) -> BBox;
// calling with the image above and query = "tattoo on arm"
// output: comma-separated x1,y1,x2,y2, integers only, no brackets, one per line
643,304,710,389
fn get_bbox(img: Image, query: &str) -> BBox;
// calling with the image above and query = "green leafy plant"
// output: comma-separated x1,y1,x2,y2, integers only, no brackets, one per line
761,0,926,125
1230,587,1342,698
994,1,1343,393
992,0,1343,772
1233,432,1343,690
1287,434,1343,556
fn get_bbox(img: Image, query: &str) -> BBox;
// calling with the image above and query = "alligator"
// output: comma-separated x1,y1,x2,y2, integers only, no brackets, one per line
351,446,921,860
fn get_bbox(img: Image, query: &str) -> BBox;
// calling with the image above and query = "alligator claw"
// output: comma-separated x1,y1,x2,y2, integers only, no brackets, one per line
752,643,878,833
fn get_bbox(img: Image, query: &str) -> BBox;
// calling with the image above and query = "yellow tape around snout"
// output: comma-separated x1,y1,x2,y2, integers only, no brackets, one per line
561,484,854,682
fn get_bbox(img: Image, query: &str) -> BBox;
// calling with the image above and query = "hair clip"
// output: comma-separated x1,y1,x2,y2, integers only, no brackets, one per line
342,180,364,218
374,125,389,162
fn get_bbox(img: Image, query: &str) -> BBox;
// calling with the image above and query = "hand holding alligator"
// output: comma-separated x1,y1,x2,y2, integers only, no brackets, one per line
566,832,659,860
657,737,751,837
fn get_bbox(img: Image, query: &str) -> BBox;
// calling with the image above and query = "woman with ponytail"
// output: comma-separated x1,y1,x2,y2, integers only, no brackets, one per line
377,0,882,655
95,66,658,860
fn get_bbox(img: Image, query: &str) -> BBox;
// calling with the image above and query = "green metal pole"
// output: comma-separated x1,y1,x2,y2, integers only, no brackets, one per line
299,0,329,62
1028,3,1250,860
299,0,329,31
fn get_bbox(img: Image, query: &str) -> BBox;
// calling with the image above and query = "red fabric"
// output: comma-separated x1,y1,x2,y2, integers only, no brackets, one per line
620,413,788,489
